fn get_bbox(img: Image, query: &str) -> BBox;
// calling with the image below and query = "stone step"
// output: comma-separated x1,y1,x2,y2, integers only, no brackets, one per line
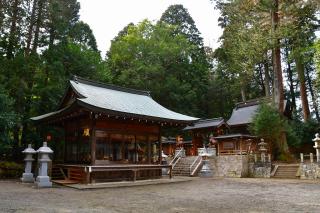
171,156,201,177
273,165,299,179
173,174,191,176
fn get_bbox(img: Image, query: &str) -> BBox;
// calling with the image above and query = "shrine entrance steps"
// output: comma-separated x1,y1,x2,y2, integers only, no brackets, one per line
50,165,79,184
272,164,299,179
172,156,201,177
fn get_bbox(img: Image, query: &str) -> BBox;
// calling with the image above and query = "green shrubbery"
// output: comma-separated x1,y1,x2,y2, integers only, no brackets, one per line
0,161,23,179
288,119,319,153
0,87,18,160
249,103,296,160
250,103,320,160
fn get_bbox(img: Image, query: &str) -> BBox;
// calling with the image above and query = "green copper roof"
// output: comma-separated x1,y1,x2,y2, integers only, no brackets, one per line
31,77,198,123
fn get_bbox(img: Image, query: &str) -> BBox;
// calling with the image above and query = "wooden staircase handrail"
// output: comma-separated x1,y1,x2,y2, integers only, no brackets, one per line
271,165,279,177
190,156,202,176
170,148,184,168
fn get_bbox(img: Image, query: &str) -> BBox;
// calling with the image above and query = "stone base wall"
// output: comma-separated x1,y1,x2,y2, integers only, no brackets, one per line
208,155,249,178
300,163,320,179
248,162,271,178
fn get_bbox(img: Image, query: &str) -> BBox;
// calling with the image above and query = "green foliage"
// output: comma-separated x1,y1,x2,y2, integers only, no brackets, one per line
0,161,23,178
159,4,204,47
0,0,107,160
0,87,18,158
250,103,285,142
250,103,298,158
69,21,98,51
107,20,210,117
288,119,319,148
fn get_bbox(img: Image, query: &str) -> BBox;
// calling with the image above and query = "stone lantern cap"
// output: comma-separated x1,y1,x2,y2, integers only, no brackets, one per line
37,142,53,154
161,151,168,158
258,139,267,146
200,152,210,157
22,144,37,154
313,133,320,149
200,149,213,157
312,133,320,142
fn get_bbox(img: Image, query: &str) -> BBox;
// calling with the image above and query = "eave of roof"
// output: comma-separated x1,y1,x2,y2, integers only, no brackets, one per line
183,117,227,131
214,133,257,140
30,101,79,122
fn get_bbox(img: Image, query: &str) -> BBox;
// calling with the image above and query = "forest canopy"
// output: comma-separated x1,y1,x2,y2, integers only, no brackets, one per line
0,1,319,159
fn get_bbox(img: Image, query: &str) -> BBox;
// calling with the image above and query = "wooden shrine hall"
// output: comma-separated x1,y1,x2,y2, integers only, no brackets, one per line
31,76,198,183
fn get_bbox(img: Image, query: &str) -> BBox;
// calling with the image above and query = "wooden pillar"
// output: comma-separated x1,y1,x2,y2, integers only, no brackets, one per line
90,113,96,165
147,136,151,164
169,166,172,179
76,120,81,163
133,170,137,181
121,135,125,160
85,168,91,184
63,125,68,162
158,125,162,164
134,135,137,164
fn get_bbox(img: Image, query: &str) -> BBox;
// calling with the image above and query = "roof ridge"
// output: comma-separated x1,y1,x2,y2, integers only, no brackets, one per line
72,75,151,96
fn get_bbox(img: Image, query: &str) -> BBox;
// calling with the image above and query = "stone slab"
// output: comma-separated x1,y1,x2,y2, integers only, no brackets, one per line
63,177,194,190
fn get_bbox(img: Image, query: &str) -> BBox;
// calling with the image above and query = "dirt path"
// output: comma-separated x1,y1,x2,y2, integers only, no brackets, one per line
0,178,320,212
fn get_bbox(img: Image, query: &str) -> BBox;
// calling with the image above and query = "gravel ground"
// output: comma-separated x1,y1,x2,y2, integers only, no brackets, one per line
0,178,320,213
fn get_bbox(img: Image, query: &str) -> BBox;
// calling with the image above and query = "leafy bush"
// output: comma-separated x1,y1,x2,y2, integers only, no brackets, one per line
0,88,18,160
288,119,319,153
0,161,23,179
249,103,297,160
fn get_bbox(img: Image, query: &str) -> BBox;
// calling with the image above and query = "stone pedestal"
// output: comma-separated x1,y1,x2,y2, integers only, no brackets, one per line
199,149,213,177
199,159,213,177
21,144,37,183
36,142,53,188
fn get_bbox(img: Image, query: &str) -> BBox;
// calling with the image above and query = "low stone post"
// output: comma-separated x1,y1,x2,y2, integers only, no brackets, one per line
21,144,37,183
310,153,314,163
313,133,320,163
254,154,257,163
268,154,271,163
36,142,53,188
300,153,304,163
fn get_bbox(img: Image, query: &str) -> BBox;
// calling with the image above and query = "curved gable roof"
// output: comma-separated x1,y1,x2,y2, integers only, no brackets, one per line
32,76,198,123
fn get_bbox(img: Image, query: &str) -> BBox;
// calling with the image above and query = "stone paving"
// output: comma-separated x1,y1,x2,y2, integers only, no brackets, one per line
1,178,320,212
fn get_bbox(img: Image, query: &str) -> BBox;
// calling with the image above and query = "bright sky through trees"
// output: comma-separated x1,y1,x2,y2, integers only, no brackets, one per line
78,0,222,55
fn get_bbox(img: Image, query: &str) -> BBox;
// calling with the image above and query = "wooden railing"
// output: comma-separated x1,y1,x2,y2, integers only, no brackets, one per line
189,156,202,176
300,153,317,163
56,164,172,183
219,150,248,155
170,148,184,169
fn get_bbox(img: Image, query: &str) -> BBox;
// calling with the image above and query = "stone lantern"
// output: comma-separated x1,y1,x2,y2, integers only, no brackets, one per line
21,144,37,183
161,151,169,175
313,133,320,163
36,142,53,187
199,148,213,177
258,139,268,163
